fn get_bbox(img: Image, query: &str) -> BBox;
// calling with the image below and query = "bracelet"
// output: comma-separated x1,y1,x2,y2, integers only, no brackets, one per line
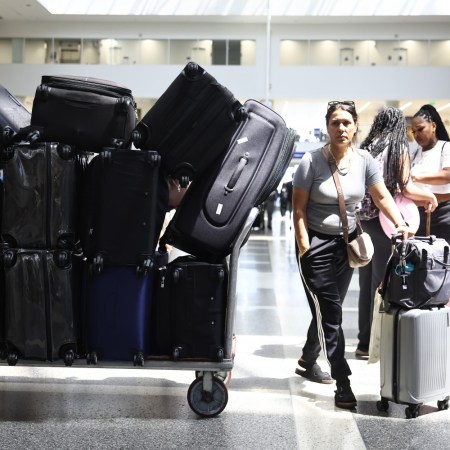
299,248,309,257
394,222,407,229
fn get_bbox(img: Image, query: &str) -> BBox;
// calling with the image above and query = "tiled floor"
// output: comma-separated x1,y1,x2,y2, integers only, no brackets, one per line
0,209,448,450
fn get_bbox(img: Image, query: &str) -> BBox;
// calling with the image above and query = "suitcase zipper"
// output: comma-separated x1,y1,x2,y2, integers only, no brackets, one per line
45,143,52,248
42,251,53,361
255,128,297,205
41,77,133,99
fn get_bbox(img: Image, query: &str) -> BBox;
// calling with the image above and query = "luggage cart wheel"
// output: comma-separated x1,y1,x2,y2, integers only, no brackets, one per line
133,352,145,367
64,349,75,366
187,376,228,418
405,404,421,419
6,351,18,366
86,351,98,365
376,397,389,412
437,397,449,410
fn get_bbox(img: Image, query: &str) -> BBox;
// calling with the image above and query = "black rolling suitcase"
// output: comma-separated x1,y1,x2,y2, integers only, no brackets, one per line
2,248,79,365
161,99,297,261
1,142,85,249
0,84,31,150
30,75,137,151
80,149,169,273
132,62,247,186
152,255,228,361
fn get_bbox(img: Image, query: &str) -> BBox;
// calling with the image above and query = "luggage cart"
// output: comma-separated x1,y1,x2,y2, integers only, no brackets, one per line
1,208,258,418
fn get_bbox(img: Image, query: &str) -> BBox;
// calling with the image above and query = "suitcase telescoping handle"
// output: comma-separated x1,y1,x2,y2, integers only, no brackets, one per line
224,152,249,195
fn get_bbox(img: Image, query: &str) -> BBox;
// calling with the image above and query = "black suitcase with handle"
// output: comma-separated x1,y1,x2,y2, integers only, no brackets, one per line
160,99,297,261
30,75,137,151
1,142,85,250
151,255,228,361
79,149,169,274
2,248,80,365
132,62,247,187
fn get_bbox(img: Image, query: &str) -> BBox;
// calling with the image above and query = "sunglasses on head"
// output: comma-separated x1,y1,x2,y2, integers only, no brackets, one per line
327,101,355,109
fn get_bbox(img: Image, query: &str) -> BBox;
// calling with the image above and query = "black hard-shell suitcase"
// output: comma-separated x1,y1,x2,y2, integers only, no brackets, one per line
1,142,85,249
132,62,247,187
30,75,137,151
152,255,228,361
161,99,297,261
0,84,31,150
80,149,169,273
2,248,79,365
378,305,450,418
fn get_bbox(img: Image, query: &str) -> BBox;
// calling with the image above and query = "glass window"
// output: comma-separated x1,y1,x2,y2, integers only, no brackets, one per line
0,38,13,63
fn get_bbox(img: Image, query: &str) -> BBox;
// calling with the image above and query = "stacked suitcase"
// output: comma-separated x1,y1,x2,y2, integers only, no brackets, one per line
377,235,450,418
0,140,85,365
0,63,297,417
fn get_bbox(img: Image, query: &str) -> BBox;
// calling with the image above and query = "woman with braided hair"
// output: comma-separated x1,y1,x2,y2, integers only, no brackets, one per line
356,106,437,358
410,104,450,241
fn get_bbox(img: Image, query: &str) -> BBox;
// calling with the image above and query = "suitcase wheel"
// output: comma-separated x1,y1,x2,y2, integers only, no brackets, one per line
3,249,16,268
63,349,75,367
27,130,40,144
137,258,153,276
187,376,228,418
6,351,18,366
131,127,145,148
233,106,248,123
437,397,449,411
376,397,389,412
133,351,145,367
86,351,98,365
55,250,70,269
56,143,74,160
184,62,202,79
178,175,191,188
405,404,421,419
1,126,14,141
92,255,104,275
215,347,224,362
173,346,182,361
1,145,15,162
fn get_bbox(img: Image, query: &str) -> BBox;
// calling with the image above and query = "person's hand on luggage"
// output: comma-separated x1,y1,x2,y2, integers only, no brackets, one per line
395,223,413,239
425,200,437,213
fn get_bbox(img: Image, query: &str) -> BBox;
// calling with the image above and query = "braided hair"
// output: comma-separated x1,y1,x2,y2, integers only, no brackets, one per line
360,106,408,195
413,104,450,141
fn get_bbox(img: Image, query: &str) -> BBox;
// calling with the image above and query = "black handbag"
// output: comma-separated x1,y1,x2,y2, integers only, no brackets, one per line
380,235,450,309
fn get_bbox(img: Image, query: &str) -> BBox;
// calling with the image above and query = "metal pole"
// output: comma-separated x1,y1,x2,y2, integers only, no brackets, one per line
265,0,271,105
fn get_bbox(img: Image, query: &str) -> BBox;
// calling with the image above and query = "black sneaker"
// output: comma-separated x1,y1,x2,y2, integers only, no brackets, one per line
335,383,357,409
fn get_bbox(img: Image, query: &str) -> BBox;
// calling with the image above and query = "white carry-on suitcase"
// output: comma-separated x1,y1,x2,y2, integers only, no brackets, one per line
377,305,450,418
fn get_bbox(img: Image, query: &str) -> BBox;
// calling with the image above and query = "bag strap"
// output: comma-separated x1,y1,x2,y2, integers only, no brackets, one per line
325,146,350,244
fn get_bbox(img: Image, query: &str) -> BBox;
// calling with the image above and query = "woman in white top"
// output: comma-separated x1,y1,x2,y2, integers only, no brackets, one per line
411,104,450,240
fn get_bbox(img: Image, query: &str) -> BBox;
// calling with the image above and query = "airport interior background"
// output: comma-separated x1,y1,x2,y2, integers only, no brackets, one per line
0,2,450,449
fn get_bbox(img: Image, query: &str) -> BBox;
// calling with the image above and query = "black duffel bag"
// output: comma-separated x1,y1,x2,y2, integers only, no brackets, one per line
380,235,450,309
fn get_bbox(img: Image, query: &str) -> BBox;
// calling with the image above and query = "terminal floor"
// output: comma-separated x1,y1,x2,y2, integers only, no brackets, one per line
0,210,449,450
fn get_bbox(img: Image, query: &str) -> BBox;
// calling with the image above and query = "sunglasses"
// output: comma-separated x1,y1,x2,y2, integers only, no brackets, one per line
327,101,355,109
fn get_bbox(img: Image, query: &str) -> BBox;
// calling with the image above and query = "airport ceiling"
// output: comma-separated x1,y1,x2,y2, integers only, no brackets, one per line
0,0,449,23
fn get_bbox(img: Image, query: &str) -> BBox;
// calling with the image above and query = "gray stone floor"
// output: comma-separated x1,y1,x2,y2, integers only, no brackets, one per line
0,210,449,449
